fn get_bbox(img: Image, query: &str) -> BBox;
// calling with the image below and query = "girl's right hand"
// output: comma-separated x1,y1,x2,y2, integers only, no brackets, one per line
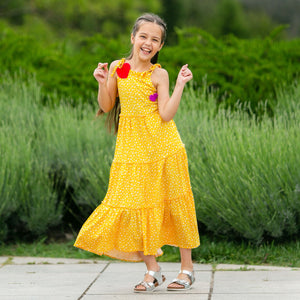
93,62,109,85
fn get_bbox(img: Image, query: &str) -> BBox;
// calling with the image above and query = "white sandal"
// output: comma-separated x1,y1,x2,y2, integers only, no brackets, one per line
134,267,166,293
167,269,195,291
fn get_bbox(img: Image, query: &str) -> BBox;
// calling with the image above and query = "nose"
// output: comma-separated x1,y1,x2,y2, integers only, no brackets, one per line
144,38,151,45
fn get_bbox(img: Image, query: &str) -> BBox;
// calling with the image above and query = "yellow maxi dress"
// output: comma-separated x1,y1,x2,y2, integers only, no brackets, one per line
74,59,200,261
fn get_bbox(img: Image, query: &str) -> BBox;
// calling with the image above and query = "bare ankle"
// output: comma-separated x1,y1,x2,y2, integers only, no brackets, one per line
181,264,193,271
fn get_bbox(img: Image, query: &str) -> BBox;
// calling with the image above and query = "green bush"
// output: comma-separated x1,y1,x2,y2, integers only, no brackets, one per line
0,73,63,239
177,82,300,242
161,27,300,114
0,22,129,106
0,22,299,114
0,72,116,239
0,0,161,37
0,73,299,243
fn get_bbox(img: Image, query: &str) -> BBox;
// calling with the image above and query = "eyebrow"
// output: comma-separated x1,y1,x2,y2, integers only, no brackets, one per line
139,32,161,40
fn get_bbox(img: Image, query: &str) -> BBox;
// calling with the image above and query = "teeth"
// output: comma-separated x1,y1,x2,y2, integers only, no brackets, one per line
141,48,151,53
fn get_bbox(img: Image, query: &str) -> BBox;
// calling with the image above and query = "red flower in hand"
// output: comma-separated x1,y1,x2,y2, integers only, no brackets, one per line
116,63,130,78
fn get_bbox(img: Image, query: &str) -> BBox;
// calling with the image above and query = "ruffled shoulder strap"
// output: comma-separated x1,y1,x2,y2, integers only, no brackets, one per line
110,58,126,77
138,63,161,77
149,63,161,73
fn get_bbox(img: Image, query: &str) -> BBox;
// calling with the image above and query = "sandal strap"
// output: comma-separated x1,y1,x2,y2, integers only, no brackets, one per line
179,269,195,284
171,278,191,288
146,267,163,285
134,267,165,292
167,270,195,290
136,280,155,290
169,270,195,289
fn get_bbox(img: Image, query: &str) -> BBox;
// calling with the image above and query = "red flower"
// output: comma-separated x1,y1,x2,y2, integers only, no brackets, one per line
116,63,130,78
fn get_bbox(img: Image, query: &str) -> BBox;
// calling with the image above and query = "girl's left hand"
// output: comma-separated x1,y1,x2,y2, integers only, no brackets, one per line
177,64,193,85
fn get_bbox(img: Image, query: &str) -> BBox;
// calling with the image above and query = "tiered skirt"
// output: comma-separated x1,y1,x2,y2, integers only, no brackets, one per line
74,113,200,261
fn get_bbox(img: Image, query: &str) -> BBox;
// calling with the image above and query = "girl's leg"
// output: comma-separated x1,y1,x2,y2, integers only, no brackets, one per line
179,248,193,270
134,252,160,291
167,248,193,288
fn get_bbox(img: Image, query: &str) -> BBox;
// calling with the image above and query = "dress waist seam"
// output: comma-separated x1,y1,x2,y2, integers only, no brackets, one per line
112,146,186,165
119,112,159,118
102,190,193,210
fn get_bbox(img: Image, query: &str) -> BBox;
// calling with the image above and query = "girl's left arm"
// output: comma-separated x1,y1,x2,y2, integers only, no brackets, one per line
155,65,192,122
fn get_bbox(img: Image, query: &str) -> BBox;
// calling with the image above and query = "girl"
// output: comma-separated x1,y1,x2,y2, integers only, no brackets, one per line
74,13,200,292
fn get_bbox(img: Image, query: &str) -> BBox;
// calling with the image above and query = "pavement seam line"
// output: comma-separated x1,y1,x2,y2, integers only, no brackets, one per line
208,269,215,300
77,262,110,300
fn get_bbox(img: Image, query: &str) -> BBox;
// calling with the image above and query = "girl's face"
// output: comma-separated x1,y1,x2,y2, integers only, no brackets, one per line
131,22,164,62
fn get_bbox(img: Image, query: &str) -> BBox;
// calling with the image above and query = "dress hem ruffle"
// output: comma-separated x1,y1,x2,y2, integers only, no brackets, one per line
74,242,200,262
73,189,200,262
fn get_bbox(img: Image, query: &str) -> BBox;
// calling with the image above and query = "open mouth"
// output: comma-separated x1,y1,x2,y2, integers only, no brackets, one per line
141,47,151,55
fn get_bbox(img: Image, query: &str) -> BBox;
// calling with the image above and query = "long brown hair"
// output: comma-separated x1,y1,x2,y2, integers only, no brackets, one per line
97,13,167,134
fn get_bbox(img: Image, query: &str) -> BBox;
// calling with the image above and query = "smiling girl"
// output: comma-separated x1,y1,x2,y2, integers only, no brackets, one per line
74,13,200,293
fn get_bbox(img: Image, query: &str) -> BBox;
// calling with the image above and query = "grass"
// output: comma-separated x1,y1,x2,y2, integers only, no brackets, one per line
1,235,299,267
193,236,300,267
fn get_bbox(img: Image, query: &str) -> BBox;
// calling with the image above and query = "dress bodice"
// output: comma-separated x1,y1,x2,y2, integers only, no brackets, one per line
111,58,161,116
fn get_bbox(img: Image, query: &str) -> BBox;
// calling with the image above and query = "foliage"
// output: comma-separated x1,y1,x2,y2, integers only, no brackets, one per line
241,0,300,38
192,236,300,267
0,73,63,240
0,74,299,244
0,72,116,241
178,82,300,242
1,0,299,39
161,27,300,114
215,0,249,38
0,22,299,114
0,0,161,37
0,22,129,106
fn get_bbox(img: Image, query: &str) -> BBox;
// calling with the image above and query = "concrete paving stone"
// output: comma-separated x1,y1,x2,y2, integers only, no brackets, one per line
216,264,300,271
213,271,300,294
103,262,149,272
0,264,104,298
158,262,212,271
0,263,106,274
0,296,75,300
0,256,9,265
106,262,211,272
86,266,211,295
0,272,95,297
10,256,107,265
2,257,299,300
212,294,300,300
83,294,209,299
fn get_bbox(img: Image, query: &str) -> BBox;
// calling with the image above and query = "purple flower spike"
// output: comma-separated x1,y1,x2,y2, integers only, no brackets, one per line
149,93,158,102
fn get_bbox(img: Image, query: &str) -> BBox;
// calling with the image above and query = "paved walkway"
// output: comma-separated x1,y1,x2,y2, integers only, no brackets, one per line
0,256,300,299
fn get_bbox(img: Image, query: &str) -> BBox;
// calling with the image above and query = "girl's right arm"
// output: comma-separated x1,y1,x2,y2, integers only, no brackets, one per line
93,60,119,113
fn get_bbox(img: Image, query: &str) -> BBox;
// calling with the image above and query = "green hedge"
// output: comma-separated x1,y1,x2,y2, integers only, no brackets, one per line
0,22,128,106
0,74,299,243
161,27,300,113
0,22,299,114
